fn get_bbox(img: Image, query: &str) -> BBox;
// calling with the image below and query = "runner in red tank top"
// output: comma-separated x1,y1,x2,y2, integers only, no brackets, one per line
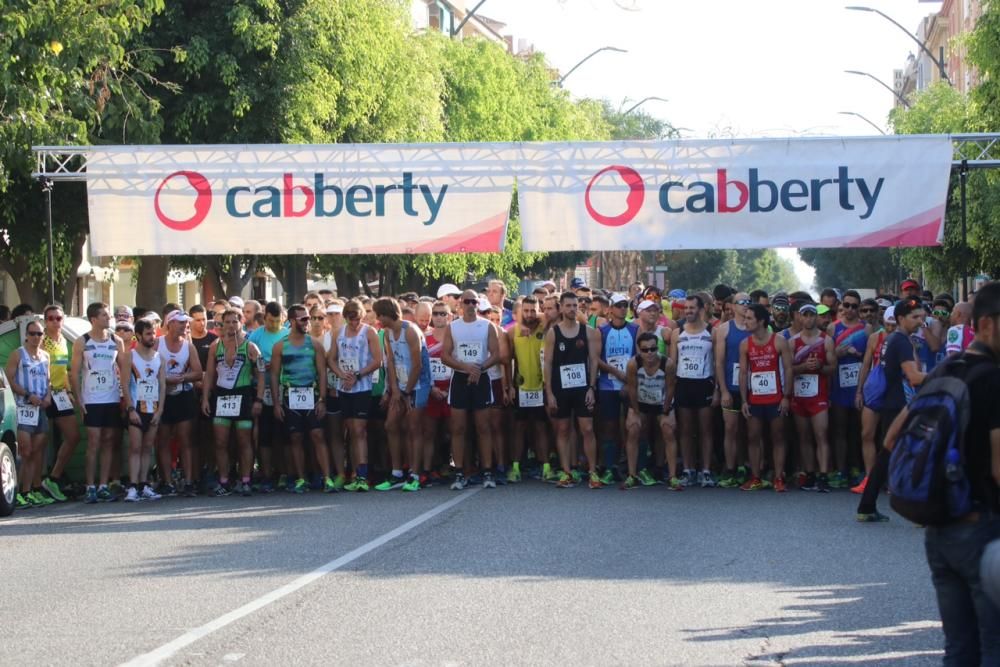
789,303,837,493
422,302,453,485
739,305,793,492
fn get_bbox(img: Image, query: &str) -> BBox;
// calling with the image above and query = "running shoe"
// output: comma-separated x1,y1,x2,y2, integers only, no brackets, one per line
493,469,507,486
667,477,684,491
240,482,252,497
506,465,521,484
41,477,68,502
141,485,162,501
331,474,346,491
467,474,483,486
570,469,583,484
15,493,30,510
96,485,114,502
856,511,890,523
157,483,177,497
600,469,615,486
773,477,787,493
816,475,832,494
555,472,576,489
542,463,560,484
849,467,865,486
588,471,603,489
292,478,308,494
376,476,405,492
183,483,197,498
850,476,868,495
828,471,849,489
419,473,431,488
622,475,639,490
800,473,817,491
124,486,140,502
213,483,231,497
259,480,274,494
450,474,468,491
740,476,765,491
343,477,361,492
402,476,421,492
84,485,98,504
323,476,337,493
638,469,660,486
699,471,718,488
679,469,696,487
483,471,496,489
27,491,51,507
277,474,288,491
717,472,737,488
735,465,750,485
109,480,123,497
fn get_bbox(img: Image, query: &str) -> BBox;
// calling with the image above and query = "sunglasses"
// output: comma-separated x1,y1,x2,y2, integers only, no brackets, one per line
296,316,310,323
46,315,63,322
310,316,325,321
735,299,752,306
932,310,949,317
639,346,657,353
346,312,361,320
842,302,860,310
432,311,449,317
26,331,43,337
462,299,478,305
612,302,628,308
860,308,874,314
772,306,788,313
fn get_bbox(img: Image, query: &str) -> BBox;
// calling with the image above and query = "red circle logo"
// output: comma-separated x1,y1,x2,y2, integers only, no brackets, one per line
154,171,212,231
584,165,645,227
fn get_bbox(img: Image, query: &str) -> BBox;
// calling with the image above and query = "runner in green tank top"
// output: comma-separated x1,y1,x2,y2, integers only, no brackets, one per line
270,304,335,494
201,308,265,497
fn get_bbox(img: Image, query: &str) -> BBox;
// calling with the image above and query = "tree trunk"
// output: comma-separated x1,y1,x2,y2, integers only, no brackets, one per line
333,267,358,298
135,255,169,310
0,252,48,312
274,256,307,303
202,261,225,302
58,229,87,313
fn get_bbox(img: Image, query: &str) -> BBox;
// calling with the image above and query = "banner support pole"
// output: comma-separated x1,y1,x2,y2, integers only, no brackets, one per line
960,159,968,301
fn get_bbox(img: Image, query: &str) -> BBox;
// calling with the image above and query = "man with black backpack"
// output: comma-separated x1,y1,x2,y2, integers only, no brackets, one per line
856,297,928,522
884,282,1000,664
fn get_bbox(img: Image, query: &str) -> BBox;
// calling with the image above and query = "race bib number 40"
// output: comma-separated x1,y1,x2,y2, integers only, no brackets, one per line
751,371,778,396
52,390,73,412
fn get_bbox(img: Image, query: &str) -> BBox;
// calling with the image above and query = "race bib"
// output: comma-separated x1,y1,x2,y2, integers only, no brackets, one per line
518,388,544,407
457,342,483,365
85,369,114,395
17,404,40,427
559,363,586,389
731,363,740,385
339,355,359,373
216,394,243,417
430,358,452,382
216,362,240,390
262,386,273,407
395,364,410,387
137,379,158,403
750,371,778,396
327,370,337,393
678,354,703,379
638,378,664,405
607,355,629,374
793,374,819,398
288,386,315,410
52,390,73,412
838,362,860,388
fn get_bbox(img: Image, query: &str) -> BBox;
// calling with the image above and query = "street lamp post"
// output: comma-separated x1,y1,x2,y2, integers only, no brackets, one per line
845,6,951,85
622,96,668,116
451,0,488,37
844,69,911,108
837,111,886,135
557,47,628,86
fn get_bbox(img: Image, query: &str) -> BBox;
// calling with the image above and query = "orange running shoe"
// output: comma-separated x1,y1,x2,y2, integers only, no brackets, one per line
774,477,787,493
851,476,868,494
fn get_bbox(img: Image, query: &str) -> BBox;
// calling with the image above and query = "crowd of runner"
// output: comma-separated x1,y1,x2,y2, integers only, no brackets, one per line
3,276,986,521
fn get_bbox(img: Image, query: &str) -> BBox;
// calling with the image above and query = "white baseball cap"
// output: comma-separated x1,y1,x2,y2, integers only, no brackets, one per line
227,296,245,308
636,299,658,313
436,283,461,299
164,310,191,326
609,293,629,305
325,303,343,314
884,305,896,324
477,297,492,312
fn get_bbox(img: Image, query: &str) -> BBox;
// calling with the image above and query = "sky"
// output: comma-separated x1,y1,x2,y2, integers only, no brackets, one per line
494,0,943,288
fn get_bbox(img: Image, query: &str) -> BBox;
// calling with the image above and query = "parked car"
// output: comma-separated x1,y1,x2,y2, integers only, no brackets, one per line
0,368,18,516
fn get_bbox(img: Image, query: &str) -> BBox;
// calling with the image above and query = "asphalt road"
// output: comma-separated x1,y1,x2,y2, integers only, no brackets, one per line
1,483,943,666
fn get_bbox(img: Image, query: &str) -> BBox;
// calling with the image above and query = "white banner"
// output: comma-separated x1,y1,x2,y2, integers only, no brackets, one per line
516,136,952,250
86,144,514,255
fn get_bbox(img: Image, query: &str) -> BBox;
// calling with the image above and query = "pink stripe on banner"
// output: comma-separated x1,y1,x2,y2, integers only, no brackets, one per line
803,205,945,248
351,211,508,254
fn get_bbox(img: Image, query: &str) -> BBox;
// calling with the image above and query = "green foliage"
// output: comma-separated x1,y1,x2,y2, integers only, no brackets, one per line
797,248,905,293
662,249,797,293
888,82,970,134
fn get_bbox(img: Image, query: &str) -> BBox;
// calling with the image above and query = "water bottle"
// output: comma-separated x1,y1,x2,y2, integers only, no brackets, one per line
945,448,963,482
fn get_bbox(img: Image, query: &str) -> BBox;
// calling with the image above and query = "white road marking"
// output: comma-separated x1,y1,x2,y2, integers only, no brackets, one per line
121,489,481,667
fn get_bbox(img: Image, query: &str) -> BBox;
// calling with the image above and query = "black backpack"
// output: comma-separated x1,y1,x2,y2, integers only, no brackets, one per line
888,350,994,526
